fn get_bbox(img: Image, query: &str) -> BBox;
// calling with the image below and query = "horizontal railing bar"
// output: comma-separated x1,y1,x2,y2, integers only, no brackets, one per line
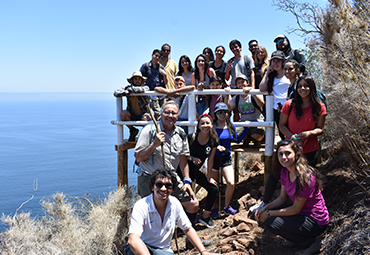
119,89,269,96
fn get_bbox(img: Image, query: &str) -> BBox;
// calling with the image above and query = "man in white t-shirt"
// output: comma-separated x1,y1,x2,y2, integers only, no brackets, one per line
126,169,219,255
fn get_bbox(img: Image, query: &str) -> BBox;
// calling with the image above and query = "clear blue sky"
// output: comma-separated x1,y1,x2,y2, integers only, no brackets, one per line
0,0,324,93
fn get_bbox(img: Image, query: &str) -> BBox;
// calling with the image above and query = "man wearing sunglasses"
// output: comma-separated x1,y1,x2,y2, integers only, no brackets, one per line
273,34,306,74
160,43,178,90
127,169,218,255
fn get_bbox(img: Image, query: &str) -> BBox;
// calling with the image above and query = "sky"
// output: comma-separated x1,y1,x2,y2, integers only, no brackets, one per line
0,0,326,93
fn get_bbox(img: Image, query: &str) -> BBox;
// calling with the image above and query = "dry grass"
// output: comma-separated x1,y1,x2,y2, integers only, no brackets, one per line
0,186,138,255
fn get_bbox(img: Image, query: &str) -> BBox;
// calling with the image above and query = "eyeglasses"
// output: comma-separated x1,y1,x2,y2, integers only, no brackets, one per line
277,138,293,145
162,49,170,52
249,44,258,48
163,110,178,116
154,181,173,190
216,110,228,115
276,39,285,44
215,50,224,53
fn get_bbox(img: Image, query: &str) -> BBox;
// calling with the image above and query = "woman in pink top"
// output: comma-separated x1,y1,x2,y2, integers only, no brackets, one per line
255,140,329,255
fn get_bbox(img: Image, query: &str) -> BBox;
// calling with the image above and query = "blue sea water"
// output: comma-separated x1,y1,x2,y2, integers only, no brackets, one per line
0,93,137,232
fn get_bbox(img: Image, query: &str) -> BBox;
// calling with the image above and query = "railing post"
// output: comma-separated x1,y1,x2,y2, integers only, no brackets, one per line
264,94,274,185
116,97,128,187
188,92,196,134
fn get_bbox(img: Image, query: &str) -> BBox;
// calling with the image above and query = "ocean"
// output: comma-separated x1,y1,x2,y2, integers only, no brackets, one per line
0,92,137,232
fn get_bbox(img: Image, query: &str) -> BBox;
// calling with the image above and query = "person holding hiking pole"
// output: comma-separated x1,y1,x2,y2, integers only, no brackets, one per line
177,113,219,228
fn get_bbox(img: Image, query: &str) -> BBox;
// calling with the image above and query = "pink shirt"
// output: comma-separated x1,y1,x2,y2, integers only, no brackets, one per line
281,168,329,225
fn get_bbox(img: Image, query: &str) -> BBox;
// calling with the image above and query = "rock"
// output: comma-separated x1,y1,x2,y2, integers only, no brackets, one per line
219,244,233,253
237,238,253,247
237,194,257,211
225,251,248,255
232,240,246,251
236,222,251,232
249,189,260,198
220,227,237,237
233,212,258,228
248,248,255,255
219,236,235,245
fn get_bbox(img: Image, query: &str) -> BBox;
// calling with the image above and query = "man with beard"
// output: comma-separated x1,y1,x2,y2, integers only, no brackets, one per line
274,34,306,74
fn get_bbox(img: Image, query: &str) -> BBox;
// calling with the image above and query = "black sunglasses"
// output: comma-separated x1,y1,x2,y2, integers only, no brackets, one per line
155,181,174,190
277,138,294,145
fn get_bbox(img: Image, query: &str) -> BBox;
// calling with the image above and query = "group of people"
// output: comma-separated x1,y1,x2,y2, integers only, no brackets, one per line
116,35,329,255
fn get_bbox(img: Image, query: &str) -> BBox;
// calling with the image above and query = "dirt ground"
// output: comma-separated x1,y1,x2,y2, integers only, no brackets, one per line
171,147,370,254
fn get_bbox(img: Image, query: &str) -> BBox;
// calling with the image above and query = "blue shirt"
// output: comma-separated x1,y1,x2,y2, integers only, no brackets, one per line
140,61,166,91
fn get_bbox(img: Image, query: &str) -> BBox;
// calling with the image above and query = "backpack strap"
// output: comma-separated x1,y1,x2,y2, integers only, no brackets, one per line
188,133,197,148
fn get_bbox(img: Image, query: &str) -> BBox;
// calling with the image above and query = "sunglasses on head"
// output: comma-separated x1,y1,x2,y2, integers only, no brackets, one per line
154,181,173,190
277,138,294,145
216,110,228,115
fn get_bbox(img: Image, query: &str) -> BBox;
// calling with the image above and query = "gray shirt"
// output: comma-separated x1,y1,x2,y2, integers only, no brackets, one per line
134,122,190,176
227,54,255,88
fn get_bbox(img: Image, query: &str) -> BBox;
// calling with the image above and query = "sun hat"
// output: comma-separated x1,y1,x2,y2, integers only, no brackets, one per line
271,51,286,61
273,34,286,43
127,71,147,84
214,102,228,113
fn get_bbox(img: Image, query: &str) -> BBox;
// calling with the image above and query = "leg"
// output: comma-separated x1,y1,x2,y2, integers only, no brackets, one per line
265,214,327,246
263,171,279,204
137,175,151,197
274,109,285,141
195,171,218,217
121,110,133,129
222,165,234,208
151,99,161,120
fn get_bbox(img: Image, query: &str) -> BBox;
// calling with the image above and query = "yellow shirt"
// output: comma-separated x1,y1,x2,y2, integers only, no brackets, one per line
160,58,178,90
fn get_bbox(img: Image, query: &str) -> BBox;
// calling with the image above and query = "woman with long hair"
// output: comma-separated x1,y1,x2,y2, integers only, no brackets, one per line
203,47,215,62
211,103,249,215
177,55,194,86
259,50,290,140
209,46,227,86
253,46,269,89
182,114,219,227
255,140,329,255
284,59,301,100
191,54,216,115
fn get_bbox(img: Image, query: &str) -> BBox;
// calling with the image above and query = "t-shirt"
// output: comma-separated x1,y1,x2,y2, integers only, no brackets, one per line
128,194,192,252
226,55,255,88
272,76,290,109
229,95,263,122
280,168,329,225
188,133,218,175
215,124,249,156
160,58,178,90
281,100,327,153
209,60,227,84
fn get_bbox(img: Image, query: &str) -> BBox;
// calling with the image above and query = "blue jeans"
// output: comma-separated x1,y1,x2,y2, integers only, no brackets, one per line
125,244,174,255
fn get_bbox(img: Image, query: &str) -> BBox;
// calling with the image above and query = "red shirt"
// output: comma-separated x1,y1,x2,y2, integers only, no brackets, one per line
281,99,327,153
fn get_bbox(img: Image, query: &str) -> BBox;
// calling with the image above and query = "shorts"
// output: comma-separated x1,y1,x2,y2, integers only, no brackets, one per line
137,172,191,203
129,111,144,121
212,154,232,170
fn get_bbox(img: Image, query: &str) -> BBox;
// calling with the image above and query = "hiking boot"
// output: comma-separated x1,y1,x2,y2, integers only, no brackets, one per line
211,208,220,219
249,201,265,213
242,136,252,148
295,238,321,255
252,139,262,148
128,127,139,142
185,237,211,250
224,205,237,215
198,216,216,228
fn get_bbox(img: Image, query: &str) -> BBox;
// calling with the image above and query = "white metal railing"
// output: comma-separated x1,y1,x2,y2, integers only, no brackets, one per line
111,89,275,157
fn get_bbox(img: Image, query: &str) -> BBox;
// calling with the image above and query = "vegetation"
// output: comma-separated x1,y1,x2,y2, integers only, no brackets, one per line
0,186,138,255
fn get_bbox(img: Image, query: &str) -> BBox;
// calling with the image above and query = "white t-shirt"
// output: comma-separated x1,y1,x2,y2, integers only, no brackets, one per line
272,76,290,109
128,194,192,252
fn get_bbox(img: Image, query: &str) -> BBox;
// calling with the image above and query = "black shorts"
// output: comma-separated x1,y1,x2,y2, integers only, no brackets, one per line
213,154,232,170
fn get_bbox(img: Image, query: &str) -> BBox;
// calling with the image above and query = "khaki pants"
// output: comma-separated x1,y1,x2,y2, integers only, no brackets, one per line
151,97,166,120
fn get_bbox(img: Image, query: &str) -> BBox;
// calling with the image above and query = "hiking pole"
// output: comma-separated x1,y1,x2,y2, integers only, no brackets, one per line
141,96,166,168
218,149,223,214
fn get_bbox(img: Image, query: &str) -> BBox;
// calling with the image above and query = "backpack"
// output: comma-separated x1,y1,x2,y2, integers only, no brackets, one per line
288,89,327,116
235,94,266,118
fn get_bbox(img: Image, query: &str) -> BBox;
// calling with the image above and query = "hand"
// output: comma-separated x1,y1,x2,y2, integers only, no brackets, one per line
224,87,231,92
207,177,217,186
168,92,180,98
192,157,202,166
184,183,196,200
153,132,165,147
296,131,310,142
243,87,251,95
266,66,274,75
141,113,152,121
255,207,266,221
217,145,226,152
227,60,234,70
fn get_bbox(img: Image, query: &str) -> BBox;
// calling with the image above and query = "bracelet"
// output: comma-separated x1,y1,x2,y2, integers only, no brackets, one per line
266,209,271,217
189,156,193,161
183,177,192,184
201,250,207,255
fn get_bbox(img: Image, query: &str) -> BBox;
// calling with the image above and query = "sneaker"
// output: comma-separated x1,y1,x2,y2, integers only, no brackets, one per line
185,237,211,250
198,216,216,228
223,205,237,215
295,238,321,255
128,127,139,142
211,208,220,219
249,201,265,213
